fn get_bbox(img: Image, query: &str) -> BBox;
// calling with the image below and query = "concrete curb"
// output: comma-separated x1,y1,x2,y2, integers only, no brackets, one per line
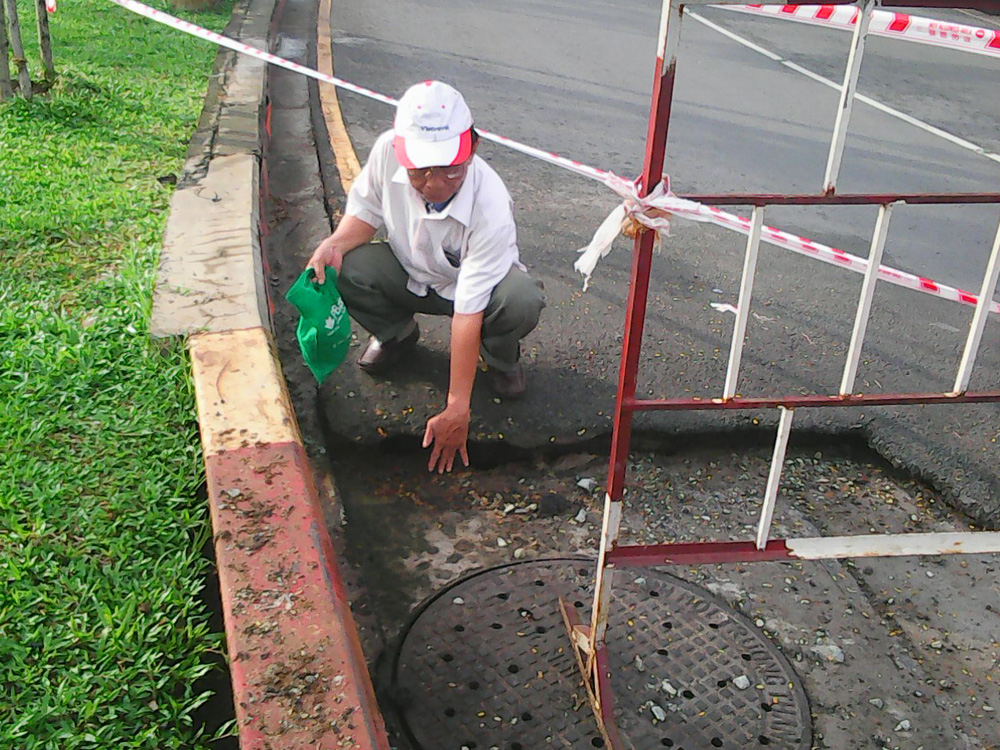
151,0,390,746
152,0,273,337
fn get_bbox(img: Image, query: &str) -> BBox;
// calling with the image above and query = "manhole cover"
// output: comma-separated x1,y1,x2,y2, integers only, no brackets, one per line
388,558,811,750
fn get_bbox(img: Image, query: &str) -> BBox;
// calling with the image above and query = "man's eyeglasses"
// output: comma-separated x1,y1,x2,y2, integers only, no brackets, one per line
407,162,469,183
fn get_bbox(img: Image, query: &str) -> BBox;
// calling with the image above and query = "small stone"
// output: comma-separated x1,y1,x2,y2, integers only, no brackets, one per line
930,641,944,649
502,503,515,515
514,548,526,559
733,675,751,690
497,537,508,547
661,680,677,697
577,477,598,492
869,698,884,709
574,508,587,523
453,597,465,605
225,488,242,498
650,704,667,722
634,655,645,672
755,618,765,628
926,571,935,578
894,720,911,732
811,644,845,663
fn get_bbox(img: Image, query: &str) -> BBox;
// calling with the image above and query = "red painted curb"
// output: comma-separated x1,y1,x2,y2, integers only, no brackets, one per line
205,440,390,749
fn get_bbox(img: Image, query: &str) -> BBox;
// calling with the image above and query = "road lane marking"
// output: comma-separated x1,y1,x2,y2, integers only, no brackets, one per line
687,10,1000,166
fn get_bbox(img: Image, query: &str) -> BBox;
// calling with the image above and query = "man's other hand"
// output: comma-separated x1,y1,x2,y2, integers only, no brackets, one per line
306,235,343,284
422,404,471,474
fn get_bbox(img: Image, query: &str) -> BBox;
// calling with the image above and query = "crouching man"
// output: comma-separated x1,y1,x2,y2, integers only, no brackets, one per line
306,80,545,474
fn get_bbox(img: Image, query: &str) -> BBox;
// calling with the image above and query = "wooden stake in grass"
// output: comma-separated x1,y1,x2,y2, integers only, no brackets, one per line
0,0,13,100
3,0,31,99
34,0,54,83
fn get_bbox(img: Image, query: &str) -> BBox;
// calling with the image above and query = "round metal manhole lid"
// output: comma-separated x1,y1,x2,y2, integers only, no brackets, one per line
388,558,811,750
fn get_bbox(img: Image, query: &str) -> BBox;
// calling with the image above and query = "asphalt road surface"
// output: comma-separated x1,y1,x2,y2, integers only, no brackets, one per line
319,0,1000,525
329,0,1000,289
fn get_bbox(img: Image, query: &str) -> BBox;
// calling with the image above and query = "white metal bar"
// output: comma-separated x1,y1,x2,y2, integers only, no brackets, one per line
840,203,894,395
787,531,1000,559
588,493,623,646
756,407,794,550
723,207,765,399
953,216,1000,393
823,0,874,193
715,5,1000,64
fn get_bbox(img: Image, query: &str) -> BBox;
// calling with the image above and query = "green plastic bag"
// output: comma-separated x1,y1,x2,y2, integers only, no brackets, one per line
284,268,352,383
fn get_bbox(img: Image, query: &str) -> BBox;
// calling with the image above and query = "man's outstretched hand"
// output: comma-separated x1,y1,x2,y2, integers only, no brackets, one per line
306,235,344,285
423,404,471,473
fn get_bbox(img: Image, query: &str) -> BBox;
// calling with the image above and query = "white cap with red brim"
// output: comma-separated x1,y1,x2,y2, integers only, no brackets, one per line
393,81,474,169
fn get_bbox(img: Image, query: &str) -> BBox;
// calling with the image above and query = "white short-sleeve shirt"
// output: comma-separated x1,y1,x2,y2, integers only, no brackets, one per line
345,130,525,315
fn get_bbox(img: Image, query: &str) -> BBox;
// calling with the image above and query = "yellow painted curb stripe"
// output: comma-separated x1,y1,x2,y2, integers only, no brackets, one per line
189,327,300,457
318,0,362,192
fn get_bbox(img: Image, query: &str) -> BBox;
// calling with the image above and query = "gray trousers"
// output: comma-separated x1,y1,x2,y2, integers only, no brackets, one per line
338,242,545,372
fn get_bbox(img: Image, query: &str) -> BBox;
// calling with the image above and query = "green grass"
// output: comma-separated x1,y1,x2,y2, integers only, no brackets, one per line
1,0,235,746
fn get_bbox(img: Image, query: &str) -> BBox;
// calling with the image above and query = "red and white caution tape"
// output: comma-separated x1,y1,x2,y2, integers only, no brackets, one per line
45,0,55,13
579,174,1000,314
720,4,1000,59
108,0,1000,316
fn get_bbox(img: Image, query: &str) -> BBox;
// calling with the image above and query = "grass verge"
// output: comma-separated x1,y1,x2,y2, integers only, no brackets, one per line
1,0,235,746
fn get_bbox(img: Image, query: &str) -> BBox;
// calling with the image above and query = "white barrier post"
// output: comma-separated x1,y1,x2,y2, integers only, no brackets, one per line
757,406,795,550
840,203,895,395
823,0,874,193
723,206,765,399
953,215,1000,394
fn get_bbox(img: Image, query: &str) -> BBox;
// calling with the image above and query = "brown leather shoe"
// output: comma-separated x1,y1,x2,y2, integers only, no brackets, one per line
487,361,526,398
358,322,419,374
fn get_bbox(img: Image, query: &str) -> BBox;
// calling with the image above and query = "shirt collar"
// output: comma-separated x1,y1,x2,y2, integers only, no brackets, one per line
391,161,477,227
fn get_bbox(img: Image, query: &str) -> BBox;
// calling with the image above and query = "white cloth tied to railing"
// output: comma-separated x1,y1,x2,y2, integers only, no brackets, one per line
574,174,711,291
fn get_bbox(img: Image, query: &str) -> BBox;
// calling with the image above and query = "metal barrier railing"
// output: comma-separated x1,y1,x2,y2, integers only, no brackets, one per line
560,1,1000,746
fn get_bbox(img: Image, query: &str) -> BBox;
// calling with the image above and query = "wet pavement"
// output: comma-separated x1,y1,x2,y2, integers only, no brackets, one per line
258,0,1000,747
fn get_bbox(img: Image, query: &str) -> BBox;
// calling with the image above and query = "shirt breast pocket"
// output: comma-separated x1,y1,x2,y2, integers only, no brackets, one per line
442,225,470,269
